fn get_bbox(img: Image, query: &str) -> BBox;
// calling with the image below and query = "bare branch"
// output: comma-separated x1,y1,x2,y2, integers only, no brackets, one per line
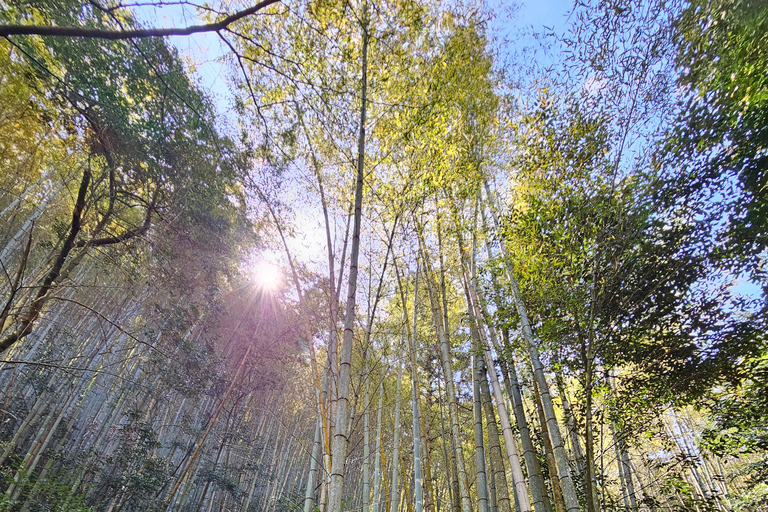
0,0,281,40
46,296,171,358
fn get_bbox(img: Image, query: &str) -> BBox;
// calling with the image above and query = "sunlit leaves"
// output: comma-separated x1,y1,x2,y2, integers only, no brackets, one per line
671,0,768,273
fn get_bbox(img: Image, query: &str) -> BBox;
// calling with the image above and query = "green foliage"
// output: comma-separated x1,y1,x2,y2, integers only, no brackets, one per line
500,94,715,404
0,0,252,355
0,461,93,512
100,411,168,511
671,0,768,275
702,355,768,485
731,483,768,511
2,0,768,510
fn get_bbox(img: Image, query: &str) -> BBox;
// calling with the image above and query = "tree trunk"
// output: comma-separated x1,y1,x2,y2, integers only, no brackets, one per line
461,254,531,512
531,377,566,512
422,250,472,512
554,372,586,479
476,355,512,512
410,266,424,512
390,358,405,512
0,168,91,351
373,383,385,512
438,379,459,512
364,360,372,512
327,8,369,512
305,418,324,512
483,182,579,512
479,199,552,512
473,355,491,512
496,335,552,512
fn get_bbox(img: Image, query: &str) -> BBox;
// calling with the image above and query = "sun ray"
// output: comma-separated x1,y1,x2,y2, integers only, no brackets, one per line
253,259,281,291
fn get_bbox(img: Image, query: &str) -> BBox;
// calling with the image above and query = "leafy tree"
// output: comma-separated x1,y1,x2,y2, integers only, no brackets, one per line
671,0,768,278
0,1,251,352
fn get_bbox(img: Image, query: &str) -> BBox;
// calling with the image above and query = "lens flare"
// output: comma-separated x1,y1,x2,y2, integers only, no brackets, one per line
254,259,281,291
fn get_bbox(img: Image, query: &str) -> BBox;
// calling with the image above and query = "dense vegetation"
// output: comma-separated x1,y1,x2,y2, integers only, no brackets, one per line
0,0,765,511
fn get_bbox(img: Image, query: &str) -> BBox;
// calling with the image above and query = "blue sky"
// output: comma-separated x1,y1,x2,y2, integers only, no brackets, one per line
130,0,581,270
131,0,764,302
134,0,578,120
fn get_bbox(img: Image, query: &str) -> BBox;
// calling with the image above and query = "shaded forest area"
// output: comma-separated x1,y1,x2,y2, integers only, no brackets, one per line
0,0,766,511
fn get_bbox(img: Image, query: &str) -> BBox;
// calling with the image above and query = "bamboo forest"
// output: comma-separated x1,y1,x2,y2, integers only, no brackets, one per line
0,0,766,510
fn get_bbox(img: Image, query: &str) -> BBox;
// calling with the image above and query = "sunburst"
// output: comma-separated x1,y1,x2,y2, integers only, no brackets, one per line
253,258,281,291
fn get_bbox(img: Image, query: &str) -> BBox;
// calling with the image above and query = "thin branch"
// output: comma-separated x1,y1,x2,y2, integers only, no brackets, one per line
0,0,281,39
0,359,155,389
46,296,171,358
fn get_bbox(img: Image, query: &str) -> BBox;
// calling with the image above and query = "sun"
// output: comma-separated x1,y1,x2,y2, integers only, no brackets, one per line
253,259,281,291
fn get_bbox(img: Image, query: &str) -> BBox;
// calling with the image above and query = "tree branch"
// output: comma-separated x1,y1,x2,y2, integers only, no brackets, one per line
0,167,91,353
74,203,153,248
0,0,281,40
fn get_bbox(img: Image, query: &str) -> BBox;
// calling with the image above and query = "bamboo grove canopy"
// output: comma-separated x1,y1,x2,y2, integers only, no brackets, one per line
0,0,766,511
